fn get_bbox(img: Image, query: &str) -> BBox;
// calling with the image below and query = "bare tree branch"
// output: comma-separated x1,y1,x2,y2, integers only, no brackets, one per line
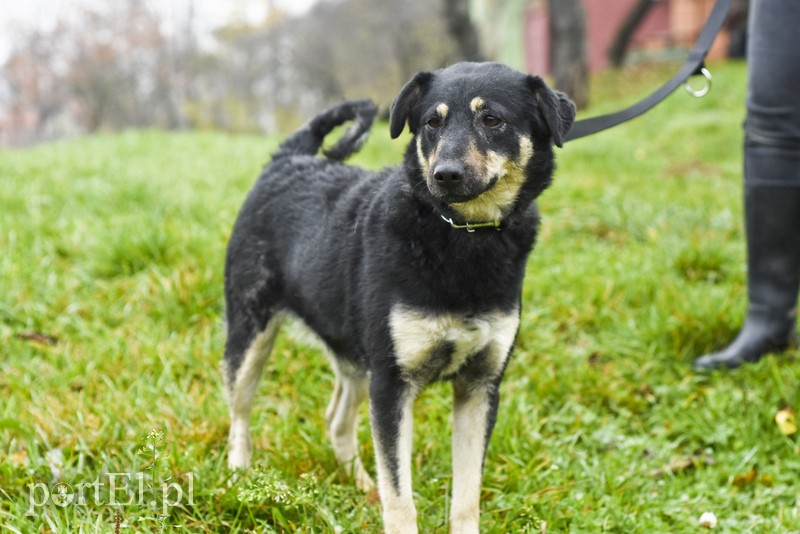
608,0,658,68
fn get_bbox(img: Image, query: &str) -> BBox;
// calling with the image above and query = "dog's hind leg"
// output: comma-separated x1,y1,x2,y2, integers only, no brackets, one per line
325,357,374,491
224,316,283,469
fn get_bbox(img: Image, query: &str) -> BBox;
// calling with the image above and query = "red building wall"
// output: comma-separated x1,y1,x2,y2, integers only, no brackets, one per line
525,0,695,76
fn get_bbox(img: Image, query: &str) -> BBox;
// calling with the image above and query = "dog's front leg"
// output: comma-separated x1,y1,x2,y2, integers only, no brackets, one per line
450,378,501,534
369,368,418,534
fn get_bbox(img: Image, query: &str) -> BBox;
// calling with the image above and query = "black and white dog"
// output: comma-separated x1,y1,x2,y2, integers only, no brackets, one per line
223,62,575,533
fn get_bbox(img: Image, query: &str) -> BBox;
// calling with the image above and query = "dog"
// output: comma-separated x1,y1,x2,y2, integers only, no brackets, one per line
222,61,575,533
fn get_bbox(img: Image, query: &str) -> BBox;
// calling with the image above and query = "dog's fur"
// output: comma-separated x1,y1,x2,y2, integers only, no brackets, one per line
222,62,575,533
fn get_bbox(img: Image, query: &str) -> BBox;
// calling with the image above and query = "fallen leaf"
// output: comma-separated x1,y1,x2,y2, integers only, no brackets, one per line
648,452,714,478
636,383,656,404
15,331,58,345
10,450,29,467
732,467,757,488
775,408,797,436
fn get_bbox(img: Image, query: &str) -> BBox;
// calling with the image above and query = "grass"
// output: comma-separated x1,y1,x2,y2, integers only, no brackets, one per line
3,59,800,532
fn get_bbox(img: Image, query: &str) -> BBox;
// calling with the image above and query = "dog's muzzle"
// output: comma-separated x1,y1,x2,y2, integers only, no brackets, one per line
428,162,495,203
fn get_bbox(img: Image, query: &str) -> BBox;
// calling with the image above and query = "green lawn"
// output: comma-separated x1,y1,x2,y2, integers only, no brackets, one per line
3,60,800,532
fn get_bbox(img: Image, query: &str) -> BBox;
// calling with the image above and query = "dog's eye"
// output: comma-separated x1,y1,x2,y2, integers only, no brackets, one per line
426,117,443,129
483,115,502,128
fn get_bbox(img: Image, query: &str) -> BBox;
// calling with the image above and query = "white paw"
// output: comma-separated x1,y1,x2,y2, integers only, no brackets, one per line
227,443,251,470
354,466,376,493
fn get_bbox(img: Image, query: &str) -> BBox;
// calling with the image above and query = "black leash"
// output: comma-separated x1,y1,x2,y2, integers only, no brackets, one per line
565,0,732,142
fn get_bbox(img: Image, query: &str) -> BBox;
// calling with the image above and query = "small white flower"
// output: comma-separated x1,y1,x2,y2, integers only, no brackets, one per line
699,511,717,529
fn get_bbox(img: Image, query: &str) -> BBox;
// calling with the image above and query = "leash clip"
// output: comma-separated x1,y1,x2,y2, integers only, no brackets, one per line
684,66,712,98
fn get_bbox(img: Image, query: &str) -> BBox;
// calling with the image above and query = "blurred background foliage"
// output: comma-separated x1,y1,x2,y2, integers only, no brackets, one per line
1,0,473,144
0,0,748,146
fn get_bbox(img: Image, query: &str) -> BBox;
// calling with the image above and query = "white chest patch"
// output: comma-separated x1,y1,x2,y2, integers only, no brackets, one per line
388,305,519,382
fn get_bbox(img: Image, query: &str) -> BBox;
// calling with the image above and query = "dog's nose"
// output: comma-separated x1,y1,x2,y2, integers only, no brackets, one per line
433,163,465,186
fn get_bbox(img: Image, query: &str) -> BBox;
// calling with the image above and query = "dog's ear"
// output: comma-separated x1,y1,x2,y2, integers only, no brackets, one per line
389,71,434,139
526,76,576,148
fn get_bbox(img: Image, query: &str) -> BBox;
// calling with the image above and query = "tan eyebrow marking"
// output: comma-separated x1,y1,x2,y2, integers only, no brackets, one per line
470,97,485,112
436,103,449,118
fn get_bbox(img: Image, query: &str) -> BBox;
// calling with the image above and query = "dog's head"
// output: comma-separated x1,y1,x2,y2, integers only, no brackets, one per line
390,62,575,224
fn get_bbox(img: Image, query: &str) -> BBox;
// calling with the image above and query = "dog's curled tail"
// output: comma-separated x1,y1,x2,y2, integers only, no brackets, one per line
273,99,379,162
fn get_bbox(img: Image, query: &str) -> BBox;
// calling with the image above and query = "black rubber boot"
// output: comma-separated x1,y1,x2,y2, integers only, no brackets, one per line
693,154,800,371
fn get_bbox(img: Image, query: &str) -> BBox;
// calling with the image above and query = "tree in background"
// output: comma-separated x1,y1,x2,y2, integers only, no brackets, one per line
2,26,71,145
1,1,195,144
197,0,456,132
726,0,749,58
443,0,484,62
547,0,589,109
0,0,514,145
608,0,658,68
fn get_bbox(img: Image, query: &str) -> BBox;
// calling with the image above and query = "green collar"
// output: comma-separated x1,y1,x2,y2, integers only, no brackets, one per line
440,215,502,233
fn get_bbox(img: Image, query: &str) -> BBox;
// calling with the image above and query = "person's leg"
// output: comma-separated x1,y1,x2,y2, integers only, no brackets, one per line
694,0,800,371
